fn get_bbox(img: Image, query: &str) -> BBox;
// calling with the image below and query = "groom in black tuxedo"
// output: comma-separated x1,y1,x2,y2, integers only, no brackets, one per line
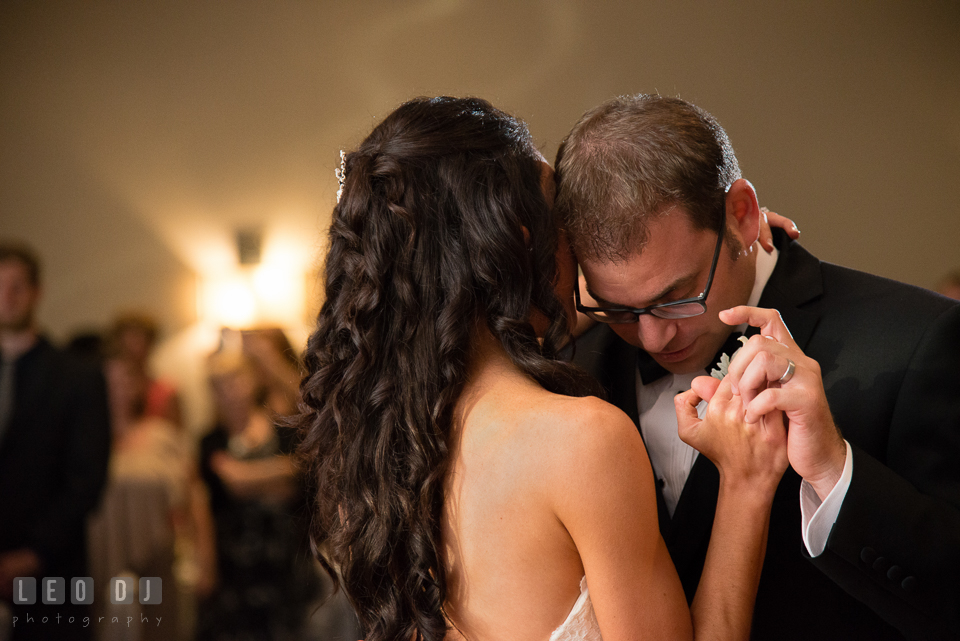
555,94,960,640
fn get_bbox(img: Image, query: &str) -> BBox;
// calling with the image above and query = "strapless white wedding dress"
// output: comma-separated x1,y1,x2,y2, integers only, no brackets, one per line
549,577,602,640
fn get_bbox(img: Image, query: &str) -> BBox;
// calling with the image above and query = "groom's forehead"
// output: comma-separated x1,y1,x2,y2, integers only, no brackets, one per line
580,215,711,296
575,206,702,264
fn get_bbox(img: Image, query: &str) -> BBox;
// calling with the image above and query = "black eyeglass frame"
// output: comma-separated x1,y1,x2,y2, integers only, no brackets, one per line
575,213,726,323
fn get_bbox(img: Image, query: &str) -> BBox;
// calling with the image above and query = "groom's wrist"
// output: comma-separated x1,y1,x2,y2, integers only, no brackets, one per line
805,439,848,502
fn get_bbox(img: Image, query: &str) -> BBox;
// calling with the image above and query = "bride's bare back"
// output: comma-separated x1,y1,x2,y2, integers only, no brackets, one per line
443,366,585,638
442,332,691,640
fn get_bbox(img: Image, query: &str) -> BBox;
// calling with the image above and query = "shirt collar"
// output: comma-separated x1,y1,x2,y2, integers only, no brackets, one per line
749,245,779,307
735,245,779,333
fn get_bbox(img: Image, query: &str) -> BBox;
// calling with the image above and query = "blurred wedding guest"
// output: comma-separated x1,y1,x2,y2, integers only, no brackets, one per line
87,356,216,641
109,312,182,429
240,328,301,418
937,270,960,300
0,241,111,641
195,350,318,641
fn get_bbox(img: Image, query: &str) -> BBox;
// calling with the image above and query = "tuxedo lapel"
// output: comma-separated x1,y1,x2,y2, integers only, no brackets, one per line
605,342,641,429
572,323,641,427
757,230,824,351
665,455,720,599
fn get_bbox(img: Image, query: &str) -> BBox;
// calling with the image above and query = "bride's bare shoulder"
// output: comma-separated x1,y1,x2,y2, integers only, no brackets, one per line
522,392,646,464
518,391,655,522
461,380,649,491
542,392,636,434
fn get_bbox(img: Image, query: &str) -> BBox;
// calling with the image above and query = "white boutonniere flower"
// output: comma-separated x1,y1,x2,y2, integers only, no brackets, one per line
710,336,749,380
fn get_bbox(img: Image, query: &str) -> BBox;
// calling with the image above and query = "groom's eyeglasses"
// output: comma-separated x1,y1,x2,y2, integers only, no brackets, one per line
575,213,725,323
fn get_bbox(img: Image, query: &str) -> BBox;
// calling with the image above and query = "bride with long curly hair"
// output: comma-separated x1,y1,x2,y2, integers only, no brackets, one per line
295,96,788,641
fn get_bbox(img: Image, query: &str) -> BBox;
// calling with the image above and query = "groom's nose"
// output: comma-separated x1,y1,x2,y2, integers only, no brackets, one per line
634,314,679,354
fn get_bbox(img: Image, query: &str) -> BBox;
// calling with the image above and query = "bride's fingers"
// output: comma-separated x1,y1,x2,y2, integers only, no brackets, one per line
674,388,703,424
691,375,722,402
758,209,774,252
761,207,801,240
675,388,704,445
759,406,787,443
758,410,791,476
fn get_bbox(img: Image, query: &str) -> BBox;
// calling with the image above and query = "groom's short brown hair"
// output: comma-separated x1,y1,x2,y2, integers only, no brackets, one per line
555,94,741,262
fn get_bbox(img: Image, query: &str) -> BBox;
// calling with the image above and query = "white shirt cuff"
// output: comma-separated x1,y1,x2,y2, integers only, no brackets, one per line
799,440,853,557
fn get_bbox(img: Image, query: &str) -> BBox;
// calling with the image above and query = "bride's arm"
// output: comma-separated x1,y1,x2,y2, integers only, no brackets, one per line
677,376,788,639
549,386,786,640
549,397,691,639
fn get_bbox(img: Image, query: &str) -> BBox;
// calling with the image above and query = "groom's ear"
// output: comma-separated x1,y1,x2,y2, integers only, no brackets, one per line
725,179,761,252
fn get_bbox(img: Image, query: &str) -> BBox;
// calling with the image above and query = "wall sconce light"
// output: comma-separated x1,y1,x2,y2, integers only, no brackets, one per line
198,228,308,330
236,228,262,265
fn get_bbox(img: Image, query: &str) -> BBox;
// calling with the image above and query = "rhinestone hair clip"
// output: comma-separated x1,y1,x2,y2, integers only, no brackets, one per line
335,150,346,204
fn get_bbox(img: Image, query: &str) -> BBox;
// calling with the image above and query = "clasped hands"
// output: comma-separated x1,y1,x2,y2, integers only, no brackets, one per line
675,306,847,500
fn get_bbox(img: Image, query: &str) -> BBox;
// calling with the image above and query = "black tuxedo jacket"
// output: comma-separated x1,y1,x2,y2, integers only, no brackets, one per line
0,338,111,579
572,231,960,640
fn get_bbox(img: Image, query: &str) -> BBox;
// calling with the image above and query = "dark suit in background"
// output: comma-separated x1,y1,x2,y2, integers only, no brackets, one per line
0,337,111,641
573,230,960,640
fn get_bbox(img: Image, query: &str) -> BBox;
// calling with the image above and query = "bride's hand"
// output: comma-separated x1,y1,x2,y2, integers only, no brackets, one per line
674,376,789,493
758,207,800,253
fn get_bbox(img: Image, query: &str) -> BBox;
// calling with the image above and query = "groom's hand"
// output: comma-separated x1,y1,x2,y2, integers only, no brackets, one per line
719,305,847,501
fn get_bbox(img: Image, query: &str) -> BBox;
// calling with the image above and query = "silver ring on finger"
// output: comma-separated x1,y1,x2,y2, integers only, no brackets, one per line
778,359,796,384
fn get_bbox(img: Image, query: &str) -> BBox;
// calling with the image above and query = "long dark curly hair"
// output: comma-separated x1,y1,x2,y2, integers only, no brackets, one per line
296,96,599,641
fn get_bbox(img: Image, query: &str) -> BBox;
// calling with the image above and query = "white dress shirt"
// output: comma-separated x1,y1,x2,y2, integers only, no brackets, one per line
636,245,851,555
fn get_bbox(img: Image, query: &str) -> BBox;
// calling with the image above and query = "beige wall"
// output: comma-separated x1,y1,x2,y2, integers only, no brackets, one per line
2,0,958,430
